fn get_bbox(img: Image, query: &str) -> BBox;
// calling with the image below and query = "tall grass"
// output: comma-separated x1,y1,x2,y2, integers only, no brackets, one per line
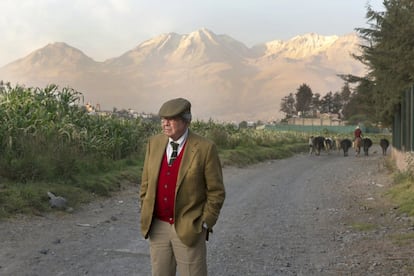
0,83,157,182
387,172,414,216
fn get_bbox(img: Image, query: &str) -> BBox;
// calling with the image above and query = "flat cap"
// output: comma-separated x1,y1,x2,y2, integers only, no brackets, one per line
158,98,191,118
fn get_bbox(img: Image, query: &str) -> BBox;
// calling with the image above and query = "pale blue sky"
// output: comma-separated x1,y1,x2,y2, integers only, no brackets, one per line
0,0,384,67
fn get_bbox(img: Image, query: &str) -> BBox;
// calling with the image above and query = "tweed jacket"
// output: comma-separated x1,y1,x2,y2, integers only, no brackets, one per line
139,130,225,247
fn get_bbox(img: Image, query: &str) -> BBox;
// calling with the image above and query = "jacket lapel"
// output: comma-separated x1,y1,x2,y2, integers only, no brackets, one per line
177,131,198,189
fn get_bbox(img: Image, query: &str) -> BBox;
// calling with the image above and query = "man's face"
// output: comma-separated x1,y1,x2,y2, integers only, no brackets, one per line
161,117,188,141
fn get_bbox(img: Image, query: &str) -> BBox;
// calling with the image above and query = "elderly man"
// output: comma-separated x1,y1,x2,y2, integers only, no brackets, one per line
139,98,225,276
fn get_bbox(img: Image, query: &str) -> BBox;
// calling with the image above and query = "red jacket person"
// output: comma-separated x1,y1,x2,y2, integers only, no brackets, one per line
354,125,362,140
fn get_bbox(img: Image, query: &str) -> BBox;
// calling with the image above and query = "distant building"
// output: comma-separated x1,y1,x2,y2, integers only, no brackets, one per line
287,113,344,126
247,121,256,128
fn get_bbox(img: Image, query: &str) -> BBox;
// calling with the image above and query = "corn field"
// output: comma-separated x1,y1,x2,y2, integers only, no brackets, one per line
0,83,158,182
0,82,306,183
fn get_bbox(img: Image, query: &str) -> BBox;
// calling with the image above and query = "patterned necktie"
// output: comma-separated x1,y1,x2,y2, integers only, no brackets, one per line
169,141,179,165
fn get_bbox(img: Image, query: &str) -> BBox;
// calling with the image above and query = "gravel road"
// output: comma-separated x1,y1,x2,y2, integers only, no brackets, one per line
1,145,413,275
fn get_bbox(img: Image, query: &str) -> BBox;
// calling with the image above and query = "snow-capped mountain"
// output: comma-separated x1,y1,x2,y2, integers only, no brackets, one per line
256,33,340,59
0,28,365,122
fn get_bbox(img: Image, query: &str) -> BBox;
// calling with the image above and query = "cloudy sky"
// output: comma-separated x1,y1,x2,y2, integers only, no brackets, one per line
0,0,384,67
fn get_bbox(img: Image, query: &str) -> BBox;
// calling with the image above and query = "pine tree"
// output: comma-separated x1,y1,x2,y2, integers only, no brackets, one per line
280,93,296,118
294,84,313,117
346,0,414,126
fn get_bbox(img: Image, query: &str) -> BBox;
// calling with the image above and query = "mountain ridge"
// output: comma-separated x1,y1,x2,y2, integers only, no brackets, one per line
0,28,365,122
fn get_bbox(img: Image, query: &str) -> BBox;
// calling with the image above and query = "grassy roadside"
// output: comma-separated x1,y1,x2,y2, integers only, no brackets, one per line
0,160,143,218
0,140,309,219
346,156,414,250
386,160,414,217
220,142,308,167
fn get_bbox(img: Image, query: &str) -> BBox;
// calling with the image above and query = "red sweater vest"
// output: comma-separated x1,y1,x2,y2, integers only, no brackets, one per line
154,143,186,224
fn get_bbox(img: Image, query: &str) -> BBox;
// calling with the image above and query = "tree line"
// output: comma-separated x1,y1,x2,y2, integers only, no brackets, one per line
281,0,414,128
279,82,352,121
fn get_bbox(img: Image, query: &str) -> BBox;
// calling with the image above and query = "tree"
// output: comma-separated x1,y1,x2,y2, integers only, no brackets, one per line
310,93,321,117
345,0,414,126
320,91,333,113
342,78,377,124
280,93,296,118
238,121,248,128
340,82,352,105
295,83,313,116
331,92,343,114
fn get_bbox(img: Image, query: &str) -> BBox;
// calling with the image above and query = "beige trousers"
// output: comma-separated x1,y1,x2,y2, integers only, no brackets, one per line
149,219,207,276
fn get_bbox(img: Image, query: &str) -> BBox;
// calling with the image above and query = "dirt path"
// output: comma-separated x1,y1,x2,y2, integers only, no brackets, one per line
1,145,413,275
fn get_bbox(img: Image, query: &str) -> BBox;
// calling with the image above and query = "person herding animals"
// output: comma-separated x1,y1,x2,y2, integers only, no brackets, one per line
354,125,362,140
